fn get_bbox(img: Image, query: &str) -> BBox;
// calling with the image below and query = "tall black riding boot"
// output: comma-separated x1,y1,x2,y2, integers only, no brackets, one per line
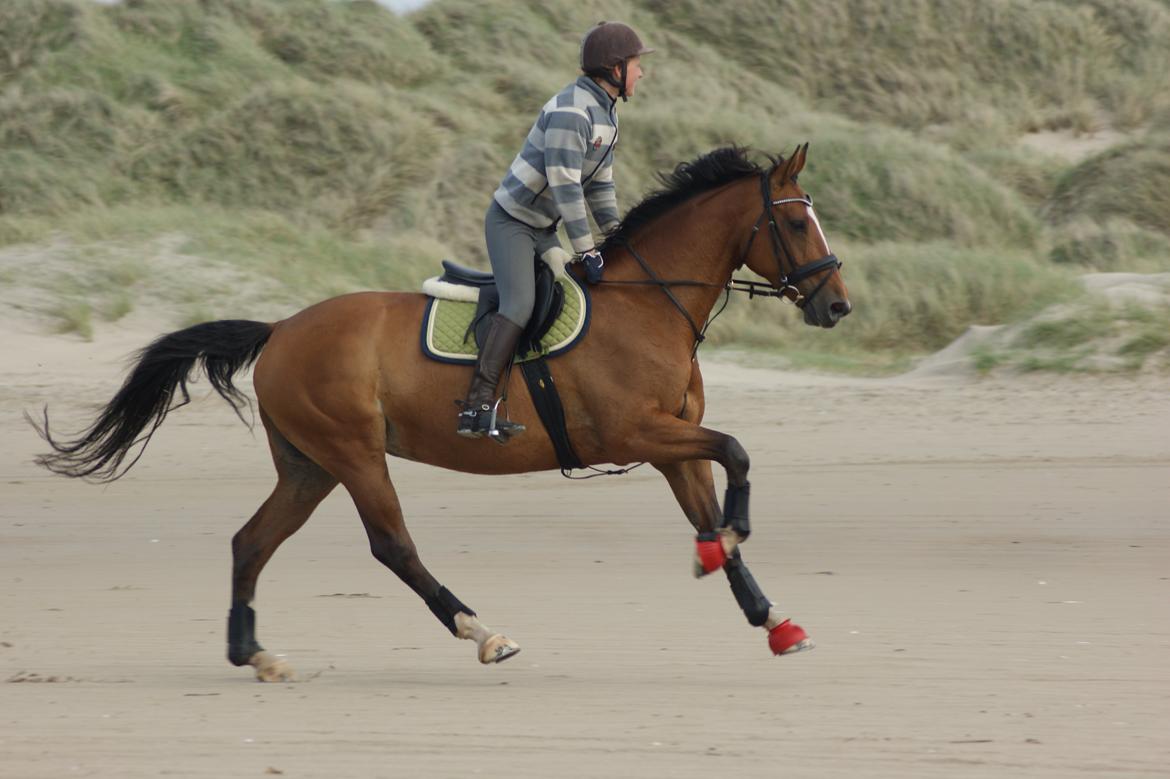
457,313,527,441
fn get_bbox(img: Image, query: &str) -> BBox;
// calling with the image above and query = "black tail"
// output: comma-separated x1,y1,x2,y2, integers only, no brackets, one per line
29,319,274,483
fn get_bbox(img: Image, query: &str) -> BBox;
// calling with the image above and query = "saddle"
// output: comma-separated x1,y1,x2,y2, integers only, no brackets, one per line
437,257,566,357
421,256,590,472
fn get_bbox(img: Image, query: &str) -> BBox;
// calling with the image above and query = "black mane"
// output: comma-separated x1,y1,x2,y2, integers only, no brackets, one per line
600,146,772,252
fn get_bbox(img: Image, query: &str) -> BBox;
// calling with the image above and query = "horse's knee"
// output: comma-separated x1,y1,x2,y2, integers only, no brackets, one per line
723,436,750,484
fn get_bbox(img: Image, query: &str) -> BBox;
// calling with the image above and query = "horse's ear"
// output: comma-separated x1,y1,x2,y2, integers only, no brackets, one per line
791,142,809,179
773,144,807,185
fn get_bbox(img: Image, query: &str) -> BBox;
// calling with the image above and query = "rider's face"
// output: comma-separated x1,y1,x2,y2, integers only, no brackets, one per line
621,56,644,96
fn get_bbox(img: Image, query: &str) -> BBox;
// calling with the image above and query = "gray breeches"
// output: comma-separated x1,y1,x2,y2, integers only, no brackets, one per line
484,200,563,328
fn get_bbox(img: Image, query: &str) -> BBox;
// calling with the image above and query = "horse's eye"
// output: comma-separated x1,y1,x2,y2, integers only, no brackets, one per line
788,219,807,232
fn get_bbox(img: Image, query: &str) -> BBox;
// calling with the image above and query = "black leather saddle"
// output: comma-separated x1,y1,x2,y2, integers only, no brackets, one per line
438,257,566,356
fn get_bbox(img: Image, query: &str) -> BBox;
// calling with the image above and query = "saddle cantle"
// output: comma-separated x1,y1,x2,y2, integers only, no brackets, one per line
438,260,495,287
420,256,591,365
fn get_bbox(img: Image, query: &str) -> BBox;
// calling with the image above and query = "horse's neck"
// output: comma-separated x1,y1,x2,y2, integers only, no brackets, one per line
608,188,749,329
616,183,750,285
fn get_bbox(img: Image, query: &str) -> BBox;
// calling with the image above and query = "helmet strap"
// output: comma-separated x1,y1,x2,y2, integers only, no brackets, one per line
590,63,628,103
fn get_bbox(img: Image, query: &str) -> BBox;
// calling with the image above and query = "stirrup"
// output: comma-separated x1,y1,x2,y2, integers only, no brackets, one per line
456,399,525,442
486,398,525,444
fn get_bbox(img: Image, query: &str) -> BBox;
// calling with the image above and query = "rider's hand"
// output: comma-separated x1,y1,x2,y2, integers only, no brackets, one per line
578,249,604,284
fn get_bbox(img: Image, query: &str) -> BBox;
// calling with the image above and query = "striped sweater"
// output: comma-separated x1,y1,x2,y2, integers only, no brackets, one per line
493,76,620,254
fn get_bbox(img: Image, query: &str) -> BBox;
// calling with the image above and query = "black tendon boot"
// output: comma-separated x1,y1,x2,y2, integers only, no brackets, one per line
456,313,527,442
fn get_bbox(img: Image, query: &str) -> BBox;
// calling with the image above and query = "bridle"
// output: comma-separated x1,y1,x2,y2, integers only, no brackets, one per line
563,163,843,481
729,168,842,307
602,164,843,354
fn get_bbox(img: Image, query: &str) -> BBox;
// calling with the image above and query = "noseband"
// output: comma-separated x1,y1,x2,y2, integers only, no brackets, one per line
727,169,842,308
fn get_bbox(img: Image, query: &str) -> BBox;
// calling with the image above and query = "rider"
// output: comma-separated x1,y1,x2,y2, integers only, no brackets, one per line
457,20,652,440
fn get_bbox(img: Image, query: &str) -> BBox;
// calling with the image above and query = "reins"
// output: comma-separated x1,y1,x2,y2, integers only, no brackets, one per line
597,165,843,356
559,163,842,481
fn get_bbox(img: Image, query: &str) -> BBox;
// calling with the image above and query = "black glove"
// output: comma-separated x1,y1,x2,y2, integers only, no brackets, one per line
579,249,605,284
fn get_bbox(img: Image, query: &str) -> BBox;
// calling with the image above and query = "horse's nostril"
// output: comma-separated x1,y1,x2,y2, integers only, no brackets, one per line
829,300,852,319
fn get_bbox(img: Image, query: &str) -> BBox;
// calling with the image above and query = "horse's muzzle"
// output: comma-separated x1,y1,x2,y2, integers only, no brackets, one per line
804,298,852,328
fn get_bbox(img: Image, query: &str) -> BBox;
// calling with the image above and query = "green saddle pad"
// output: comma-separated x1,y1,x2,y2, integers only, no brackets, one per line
420,273,591,364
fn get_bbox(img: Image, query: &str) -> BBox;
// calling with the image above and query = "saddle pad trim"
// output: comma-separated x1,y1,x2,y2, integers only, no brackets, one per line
420,273,591,365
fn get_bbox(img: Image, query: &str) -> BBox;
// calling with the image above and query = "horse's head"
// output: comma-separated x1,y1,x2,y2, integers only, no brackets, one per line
743,144,851,328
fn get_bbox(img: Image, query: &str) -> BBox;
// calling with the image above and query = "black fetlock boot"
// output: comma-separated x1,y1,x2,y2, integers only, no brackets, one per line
456,313,527,442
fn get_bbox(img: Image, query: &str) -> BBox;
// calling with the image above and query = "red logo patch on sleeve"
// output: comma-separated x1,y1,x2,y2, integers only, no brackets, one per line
592,136,603,150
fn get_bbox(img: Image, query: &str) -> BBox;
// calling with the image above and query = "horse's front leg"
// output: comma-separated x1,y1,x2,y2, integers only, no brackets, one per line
645,420,814,656
639,415,752,570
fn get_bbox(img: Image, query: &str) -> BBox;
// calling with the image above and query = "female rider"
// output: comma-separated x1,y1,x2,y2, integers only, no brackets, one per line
457,21,652,440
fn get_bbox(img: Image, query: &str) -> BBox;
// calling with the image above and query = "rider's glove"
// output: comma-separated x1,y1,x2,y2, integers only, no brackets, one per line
578,249,605,284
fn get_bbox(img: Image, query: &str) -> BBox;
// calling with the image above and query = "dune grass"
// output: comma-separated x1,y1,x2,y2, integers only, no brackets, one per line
1045,135,1170,237
1,0,1167,370
1049,218,1170,273
648,0,1170,137
703,241,1078,370
972,297,1170,374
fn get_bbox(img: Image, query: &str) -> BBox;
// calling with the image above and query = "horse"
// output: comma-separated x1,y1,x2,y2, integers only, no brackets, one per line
32,144,851,681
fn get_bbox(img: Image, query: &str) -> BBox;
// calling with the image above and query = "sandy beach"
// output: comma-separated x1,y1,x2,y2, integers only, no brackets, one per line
2,319,1168,778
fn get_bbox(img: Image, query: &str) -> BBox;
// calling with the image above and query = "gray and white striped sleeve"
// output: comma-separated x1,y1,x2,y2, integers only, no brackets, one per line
544,108,595,254
585,159,619,234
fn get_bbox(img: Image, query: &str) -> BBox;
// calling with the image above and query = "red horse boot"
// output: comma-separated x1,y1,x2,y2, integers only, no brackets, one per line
765,611,815,656
693,529,744,578
693,532,725,577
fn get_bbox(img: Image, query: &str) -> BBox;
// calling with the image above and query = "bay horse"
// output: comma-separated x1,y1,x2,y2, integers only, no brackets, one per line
33,144,851,681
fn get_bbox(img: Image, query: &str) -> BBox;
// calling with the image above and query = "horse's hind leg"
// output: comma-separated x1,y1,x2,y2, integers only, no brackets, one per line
335,459,520,665
653,455,814,657
227,413,337,681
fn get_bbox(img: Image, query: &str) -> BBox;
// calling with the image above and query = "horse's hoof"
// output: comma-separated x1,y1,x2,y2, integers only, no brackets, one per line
768,620,815,656
479,634,521,664
249,651,295,682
